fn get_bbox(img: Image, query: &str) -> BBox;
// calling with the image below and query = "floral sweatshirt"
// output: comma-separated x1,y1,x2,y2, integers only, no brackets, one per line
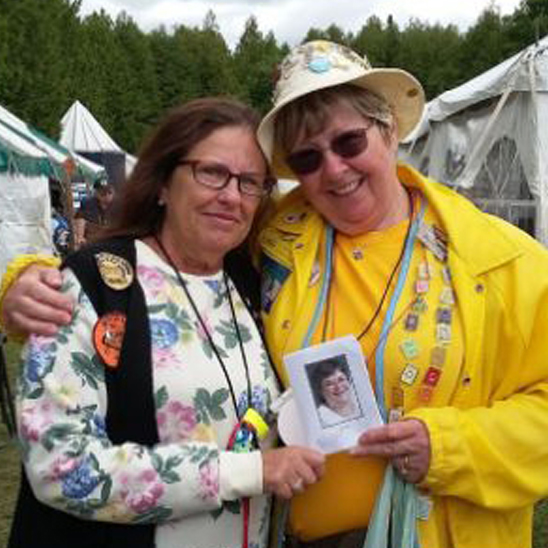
17,240,280,548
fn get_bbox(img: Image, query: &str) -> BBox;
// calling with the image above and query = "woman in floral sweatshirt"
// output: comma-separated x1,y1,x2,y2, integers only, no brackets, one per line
7,98,325,548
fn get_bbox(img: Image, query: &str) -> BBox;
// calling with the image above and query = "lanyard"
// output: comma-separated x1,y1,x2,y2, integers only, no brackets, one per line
374,198,426,420
300,196,426,417
154,235,252,418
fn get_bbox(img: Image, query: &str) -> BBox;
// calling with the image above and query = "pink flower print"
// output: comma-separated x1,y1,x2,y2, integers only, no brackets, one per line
20,401,56,442
137,266,166,298
152,347,183,370
195,315,214,344
198,461,219,501
120,468,165,514
29,333,57,347
156,401,197,443
45,456,79,482
194,314,215,348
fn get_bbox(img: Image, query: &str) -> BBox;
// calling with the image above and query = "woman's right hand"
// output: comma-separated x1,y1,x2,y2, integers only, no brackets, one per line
2,265,73,336
262,446,325,500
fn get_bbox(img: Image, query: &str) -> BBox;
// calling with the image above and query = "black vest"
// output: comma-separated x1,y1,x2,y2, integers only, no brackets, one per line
8,237,262,548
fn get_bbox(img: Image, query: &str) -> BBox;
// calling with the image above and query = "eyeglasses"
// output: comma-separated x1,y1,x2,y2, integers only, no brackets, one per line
179,159,275,197
285,124,375,176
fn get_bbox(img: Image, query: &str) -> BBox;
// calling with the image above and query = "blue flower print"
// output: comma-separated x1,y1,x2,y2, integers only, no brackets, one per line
204,279,222,294
61,458,101,499
26,346,54,383
150,319,179,349
237,385,270,418
92,414,107,439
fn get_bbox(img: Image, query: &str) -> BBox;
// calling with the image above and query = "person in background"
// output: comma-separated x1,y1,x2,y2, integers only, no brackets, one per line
3,41,548,548
5,97,324,548
73,178,115,248
49,182,72,258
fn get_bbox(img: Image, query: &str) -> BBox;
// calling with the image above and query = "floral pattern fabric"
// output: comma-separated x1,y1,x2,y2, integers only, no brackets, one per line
17,240,279,548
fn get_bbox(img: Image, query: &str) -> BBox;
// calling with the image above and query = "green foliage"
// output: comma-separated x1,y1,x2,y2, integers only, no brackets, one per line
458,6,507,83
0,0,545,151
397,20,463,97
233,17,284,114
304,23,352,46
352,16,390,66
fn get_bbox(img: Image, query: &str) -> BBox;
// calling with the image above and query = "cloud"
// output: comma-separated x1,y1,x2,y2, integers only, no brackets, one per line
79,0,523,49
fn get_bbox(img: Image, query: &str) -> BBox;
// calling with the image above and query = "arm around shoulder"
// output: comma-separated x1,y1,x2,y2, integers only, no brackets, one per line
0,254,61,339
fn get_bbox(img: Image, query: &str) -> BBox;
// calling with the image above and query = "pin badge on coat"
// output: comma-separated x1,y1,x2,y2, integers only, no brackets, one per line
93,311,127,368
96,252,134,290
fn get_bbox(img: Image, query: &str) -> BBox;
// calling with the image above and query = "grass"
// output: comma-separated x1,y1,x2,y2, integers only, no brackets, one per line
0,341,546,546
0,341,21,546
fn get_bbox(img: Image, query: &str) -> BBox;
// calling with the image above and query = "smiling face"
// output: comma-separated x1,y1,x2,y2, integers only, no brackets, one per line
320,369,352,410
289,101,409,235
159,125,267,273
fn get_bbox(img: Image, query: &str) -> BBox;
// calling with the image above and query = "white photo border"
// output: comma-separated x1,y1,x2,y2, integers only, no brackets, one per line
284,335,384,454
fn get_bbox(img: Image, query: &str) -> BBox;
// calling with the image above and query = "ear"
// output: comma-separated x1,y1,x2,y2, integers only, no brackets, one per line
388,121,399,155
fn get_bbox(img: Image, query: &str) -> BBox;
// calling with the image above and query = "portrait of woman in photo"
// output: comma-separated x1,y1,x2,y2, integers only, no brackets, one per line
308,358,362,427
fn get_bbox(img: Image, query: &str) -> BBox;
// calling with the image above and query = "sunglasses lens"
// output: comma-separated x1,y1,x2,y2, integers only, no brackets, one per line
332,129,368,158
286,149,323,175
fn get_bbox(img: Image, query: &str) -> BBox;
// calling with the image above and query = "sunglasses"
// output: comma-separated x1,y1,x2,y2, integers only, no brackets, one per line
285,124,375,176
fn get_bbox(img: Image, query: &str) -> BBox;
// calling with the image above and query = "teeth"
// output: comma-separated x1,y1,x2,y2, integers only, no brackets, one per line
331,180,360,196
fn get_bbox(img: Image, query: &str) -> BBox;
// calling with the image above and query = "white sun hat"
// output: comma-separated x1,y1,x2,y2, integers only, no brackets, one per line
257,40,425,178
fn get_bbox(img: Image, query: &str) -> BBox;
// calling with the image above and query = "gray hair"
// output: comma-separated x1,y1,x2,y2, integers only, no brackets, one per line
274,83,395,154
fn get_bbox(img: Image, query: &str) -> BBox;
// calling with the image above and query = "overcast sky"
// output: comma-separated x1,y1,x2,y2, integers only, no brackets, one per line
79,0,523,49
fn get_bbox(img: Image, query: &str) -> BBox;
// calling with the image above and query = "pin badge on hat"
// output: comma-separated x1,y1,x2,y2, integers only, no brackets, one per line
96,252,134,290
93,311,127,368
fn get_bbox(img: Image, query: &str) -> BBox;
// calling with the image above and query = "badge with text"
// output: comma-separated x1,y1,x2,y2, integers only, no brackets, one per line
93,311,127,368
96,252,134,290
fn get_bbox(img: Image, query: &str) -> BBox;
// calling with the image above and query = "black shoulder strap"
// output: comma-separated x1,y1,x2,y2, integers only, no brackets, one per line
225,247,261,314
10,239,157,547
63,238,159,446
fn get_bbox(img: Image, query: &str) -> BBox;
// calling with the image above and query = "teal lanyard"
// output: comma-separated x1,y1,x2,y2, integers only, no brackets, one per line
294,199,427,548
301,198,426,411
374,198,426,419
302,225,335,348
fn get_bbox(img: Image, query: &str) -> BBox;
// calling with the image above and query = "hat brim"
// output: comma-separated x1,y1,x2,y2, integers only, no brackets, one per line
257,68,425,179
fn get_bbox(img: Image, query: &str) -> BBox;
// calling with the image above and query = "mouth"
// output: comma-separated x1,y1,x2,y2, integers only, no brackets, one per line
328,178,362,197
205,212,240,225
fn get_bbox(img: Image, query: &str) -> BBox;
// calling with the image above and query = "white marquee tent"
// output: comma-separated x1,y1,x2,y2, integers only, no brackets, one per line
60,100,137,183
401,35,548,244
0,102,105,277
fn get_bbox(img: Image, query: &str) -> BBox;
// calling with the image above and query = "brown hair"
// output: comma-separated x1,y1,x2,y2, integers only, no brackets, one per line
308,357,351,406
274,84,394,155
101,97,270,241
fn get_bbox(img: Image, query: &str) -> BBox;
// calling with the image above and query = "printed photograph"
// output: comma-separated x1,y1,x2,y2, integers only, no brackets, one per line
305,355,363,428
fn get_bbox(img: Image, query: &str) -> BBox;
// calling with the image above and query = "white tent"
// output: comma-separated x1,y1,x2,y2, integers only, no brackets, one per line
401,36,548,244
60,100,137,182
0,102,105,277
0,118,52,277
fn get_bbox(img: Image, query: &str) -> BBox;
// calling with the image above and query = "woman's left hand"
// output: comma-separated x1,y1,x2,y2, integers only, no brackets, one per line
350,419,431,484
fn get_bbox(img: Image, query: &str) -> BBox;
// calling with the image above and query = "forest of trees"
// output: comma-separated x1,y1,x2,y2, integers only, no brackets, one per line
1,0,548,154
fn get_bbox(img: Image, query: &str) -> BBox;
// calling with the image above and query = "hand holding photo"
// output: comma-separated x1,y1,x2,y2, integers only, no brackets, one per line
283,335,383,454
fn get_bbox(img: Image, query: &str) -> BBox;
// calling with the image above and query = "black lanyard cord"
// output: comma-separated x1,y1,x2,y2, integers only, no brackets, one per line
223,270,253,410
153,235,252,420
322,189,416,343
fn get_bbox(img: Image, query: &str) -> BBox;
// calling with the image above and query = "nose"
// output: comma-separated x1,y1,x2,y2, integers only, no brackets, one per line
321,149,348,179
218,176,242,204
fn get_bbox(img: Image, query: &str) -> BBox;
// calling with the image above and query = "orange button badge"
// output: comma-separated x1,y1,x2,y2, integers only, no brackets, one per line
93,311,127,368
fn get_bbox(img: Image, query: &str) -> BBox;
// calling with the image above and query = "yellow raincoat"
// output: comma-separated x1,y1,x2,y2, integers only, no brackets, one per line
260,163,548,548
